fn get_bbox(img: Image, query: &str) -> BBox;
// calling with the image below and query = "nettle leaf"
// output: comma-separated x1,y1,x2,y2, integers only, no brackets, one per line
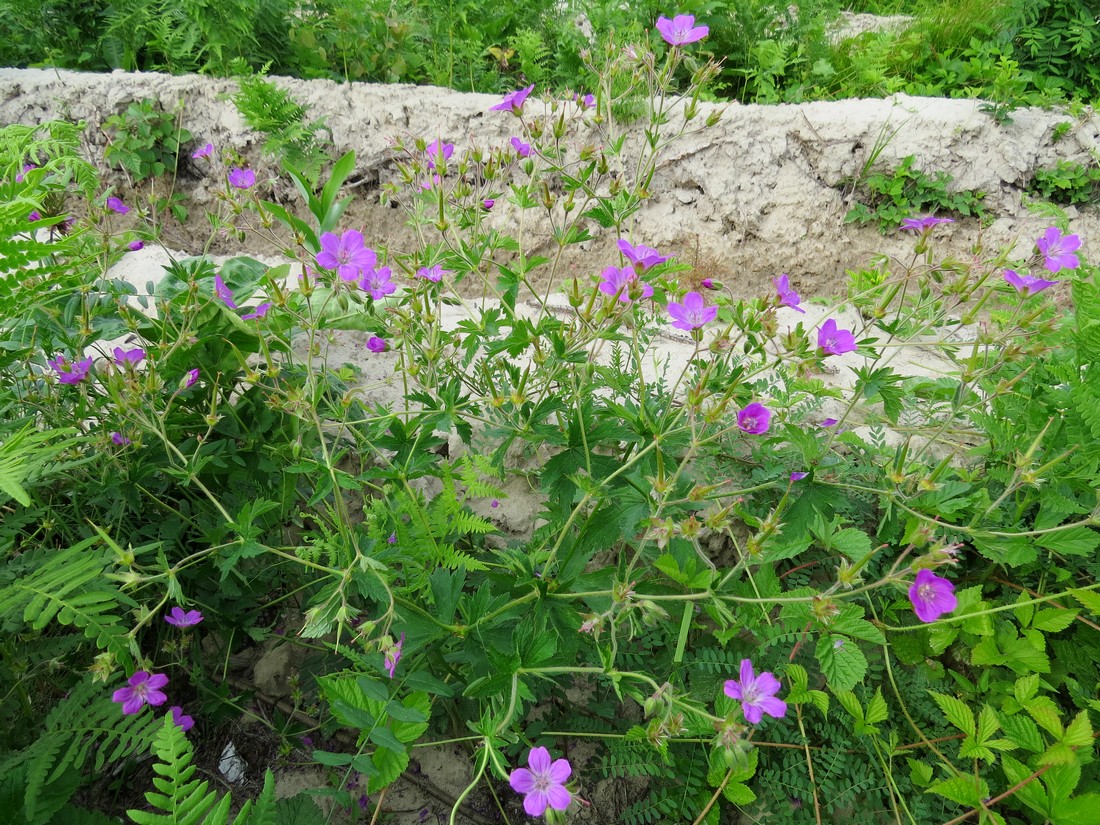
815,635,867,692
1000,712,1044,753
930,775,989,807
929,691,975,736
1037,526,1100,558
1031,608,1078,633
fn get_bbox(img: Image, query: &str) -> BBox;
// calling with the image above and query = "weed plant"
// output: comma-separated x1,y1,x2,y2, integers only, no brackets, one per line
1,19,1099,825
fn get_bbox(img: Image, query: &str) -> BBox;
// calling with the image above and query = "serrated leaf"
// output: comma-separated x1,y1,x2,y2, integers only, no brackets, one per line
865,688,888,726
1015,674,1040,704
1000,713,1045,752
723,782,755,805
1061,710,1093,748
1037,526,1100,558
929,691,975,736
1027,696,1064,737
809,691,830,716
815,635,867,691
1031,608,1078,633
834,689,862,723
1069,588,1100,615
930,775,988,806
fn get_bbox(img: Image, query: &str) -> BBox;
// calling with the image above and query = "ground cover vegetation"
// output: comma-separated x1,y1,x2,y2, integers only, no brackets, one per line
1,14,1099,825
1,0,1099,111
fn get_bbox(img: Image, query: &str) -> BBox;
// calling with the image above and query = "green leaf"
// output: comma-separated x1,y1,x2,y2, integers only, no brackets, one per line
929,691,975,736
1027,696,1064,738
368,726,406,754
1061,710,1093,748
1000,713,1044,753
815,635,867,692
930,775,988,807
1031,608,1078,633
1037,526,1099,558
865,688,888,726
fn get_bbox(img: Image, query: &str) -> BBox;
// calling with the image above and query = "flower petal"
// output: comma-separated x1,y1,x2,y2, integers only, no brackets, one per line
723,679,743,700
739,659,755,686
743,702,764,724
758,696,788,719
546,784,572,811
527,746,551,774
509,768,535,794
547,758,571,784
524,790,549,817
753,671,781,697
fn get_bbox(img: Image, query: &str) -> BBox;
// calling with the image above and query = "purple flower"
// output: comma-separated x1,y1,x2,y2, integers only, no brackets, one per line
383,633,404,679
113,346,146,367
106,196,129,214
483,199,495,210
509,747,572,817
317,230,377,282
387,532,397,544
818,418,839,428
818,319,856,356
28,211,41,222
790,471,808,481
774,274,805,313
617,238,669,273
426,139,454,171
214,274,238,309
16,163,36,183
900,216,954,232
511,136,532,158
111,432,132,446
48,355,94,385
724,659,787,724
191,143,214,159
242,302,272,320
1035,227,1081,273
416,264,449,282
667,292,717,331
655,14,709,46
577,93,596,109
491,84,535,115
736,402,771,435
170,706,194,732
490,499,500,508
228,168,256,190
360,267,396,300
1003,269,1057,297
112,671,169,715
366,336,388,353
599,266,653,303
909,569,957,623
165,606,204,627
183,368,200,389
128,240,144,251
700,278,716,289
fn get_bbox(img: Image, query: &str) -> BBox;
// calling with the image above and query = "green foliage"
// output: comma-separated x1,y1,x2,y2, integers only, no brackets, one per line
127,716,277,825
232,75,331,185
1028,160,1100,206
844,155,987,230
103,99,192,183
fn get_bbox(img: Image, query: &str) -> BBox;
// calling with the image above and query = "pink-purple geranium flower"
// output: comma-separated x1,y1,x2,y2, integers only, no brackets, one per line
112,671,169,715
599,265,653,303
128,240,144,251
165,607,204,627
242,302,272,320
113,346,146,367
383,633,404,678
509,746,572,817
16,163,36,182
183,368,200,389
790,471,808,481
360,266,396,300
818,319,856,356
900,216,954,232
908,569,957,623
111,432,132,446
723,659,787,724
191,143,214,159
1003,269,1057,297
667,292,717,331
774,274,805,313
426,139,454,171
228,168,256,190
48,355,94,385
366,336,388,353
170,706,195,732
317,230,377,282
214,274,238,309
655,14,709,46
576,92,596,109
618,238,669,273
491,84,535,115
511,136,532,158
106,196,129,214
737,402,771,435
417,264,450,282
1035,226,1081,273
483,198,495,210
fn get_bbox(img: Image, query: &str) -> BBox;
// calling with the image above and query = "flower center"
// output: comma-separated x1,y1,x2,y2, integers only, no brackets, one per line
741,684,760,704
742,416,757,430
824,335,837,349
918,583,935,602
533,774,551,793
